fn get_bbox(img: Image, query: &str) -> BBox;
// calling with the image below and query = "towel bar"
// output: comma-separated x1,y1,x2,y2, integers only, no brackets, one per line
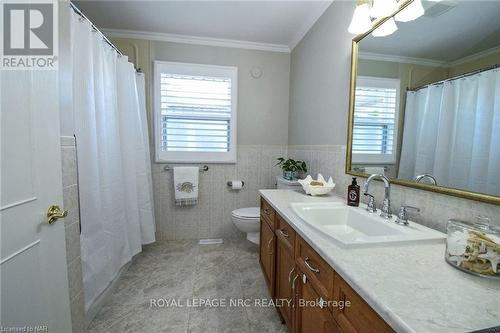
353,166,389,172
163,165,209,172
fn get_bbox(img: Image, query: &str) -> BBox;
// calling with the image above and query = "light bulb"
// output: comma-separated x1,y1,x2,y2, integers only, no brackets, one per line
371,0,399,19
372,17,398,37
348,3,373,34
395,0,424,22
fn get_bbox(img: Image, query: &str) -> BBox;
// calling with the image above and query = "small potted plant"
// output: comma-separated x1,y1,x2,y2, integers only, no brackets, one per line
275,157,307,180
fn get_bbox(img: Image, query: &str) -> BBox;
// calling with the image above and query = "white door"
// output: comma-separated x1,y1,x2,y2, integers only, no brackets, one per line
0,68,72,331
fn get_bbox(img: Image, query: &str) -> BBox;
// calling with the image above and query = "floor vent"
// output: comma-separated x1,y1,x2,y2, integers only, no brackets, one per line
199,238,224,245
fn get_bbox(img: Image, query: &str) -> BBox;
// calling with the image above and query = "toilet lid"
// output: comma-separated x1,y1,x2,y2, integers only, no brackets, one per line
232,207,260,218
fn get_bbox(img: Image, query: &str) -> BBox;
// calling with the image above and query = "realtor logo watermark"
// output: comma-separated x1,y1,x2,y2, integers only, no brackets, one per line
1,0,58,69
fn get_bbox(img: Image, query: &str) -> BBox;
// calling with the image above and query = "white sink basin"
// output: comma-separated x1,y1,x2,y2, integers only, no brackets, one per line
290,202,445,247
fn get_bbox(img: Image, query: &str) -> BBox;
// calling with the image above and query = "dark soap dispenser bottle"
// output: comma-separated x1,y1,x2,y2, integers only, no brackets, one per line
347,177,360,207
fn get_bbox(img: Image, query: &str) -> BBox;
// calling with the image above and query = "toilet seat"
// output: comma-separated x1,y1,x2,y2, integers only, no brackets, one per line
231,207,259,219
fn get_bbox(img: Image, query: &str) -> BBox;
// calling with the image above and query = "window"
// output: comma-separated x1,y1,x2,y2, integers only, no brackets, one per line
352,76,400,164
154,61,237,163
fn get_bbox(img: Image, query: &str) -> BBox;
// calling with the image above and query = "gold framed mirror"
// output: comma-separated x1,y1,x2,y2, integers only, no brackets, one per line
346,0,500,205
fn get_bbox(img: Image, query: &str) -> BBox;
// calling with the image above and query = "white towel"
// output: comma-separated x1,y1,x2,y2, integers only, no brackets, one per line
173,167,199,206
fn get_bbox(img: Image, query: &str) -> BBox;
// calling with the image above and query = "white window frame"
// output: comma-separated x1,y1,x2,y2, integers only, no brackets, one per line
352,76,400,165
154,61,238,163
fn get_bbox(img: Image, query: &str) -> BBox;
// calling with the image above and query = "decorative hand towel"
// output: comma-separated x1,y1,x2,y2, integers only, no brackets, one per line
173,167,199,206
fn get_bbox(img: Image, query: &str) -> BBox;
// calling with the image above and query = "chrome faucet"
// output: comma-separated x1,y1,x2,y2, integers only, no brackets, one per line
363,174,392,219
395,205,420,225
415,174,437,185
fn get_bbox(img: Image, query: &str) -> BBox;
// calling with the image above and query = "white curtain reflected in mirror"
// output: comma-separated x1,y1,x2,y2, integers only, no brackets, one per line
398,67,500,195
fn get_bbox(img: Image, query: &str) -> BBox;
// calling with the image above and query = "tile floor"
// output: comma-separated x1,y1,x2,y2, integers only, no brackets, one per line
88,239,287,333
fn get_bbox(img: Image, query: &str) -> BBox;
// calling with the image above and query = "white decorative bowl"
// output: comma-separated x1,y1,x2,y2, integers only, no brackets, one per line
297,174,335,196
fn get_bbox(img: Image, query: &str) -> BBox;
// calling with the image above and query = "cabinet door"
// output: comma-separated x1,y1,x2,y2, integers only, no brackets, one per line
276,240,295,331
295,270,339,333
260,219,275,296
333,274,394,333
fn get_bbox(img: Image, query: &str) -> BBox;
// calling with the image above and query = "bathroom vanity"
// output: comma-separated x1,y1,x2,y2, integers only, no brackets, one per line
259,190,500,333
260,194,392,333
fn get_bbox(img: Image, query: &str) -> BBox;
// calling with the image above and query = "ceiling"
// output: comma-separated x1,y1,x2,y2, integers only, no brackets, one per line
73,1,333,52
359,1,500,63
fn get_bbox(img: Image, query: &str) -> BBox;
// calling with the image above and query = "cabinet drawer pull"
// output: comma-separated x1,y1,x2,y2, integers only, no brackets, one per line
279,229,289,238
291,274,299,292
267,237,274,254
288,267,295,283
319,297,326,309
304,257,320,273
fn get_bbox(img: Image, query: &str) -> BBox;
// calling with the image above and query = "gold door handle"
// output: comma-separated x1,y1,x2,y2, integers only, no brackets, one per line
47,205,68,224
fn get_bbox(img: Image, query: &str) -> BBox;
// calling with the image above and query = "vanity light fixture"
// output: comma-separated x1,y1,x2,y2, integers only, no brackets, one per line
395,0,424,22
372,17,398,37
349,0,425,36
348,1,373,34
370,0,399,19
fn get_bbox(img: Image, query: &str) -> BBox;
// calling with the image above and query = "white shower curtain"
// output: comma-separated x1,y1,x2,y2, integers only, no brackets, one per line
70,12,155,311
399,67,500,195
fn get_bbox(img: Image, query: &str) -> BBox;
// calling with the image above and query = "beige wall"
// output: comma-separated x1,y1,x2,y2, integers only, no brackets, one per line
111,38,291,146
358,59,449,89
288,1,355,146
449,51,500,77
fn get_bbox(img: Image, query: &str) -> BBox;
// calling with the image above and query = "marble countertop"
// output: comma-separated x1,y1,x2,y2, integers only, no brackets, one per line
259,189,500,333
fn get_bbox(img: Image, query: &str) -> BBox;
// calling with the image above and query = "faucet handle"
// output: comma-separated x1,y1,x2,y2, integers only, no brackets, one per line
395,205,420,225
364,193,377,213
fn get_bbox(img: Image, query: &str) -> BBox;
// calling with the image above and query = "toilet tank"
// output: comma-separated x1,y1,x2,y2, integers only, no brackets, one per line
276,176,302,190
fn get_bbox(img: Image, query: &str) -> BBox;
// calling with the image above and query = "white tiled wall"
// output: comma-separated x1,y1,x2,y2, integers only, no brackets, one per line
60,136,86,333
152,145,287,240
288,145,500,233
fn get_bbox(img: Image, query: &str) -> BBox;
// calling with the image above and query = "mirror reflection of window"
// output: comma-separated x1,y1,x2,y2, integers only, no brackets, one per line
352,77,400,165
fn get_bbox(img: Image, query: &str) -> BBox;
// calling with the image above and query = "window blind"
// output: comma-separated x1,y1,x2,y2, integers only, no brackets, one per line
160,73,232,152
353,85,397,155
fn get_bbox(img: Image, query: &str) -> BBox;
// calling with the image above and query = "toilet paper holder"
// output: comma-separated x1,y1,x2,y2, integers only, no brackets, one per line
227,181,245,187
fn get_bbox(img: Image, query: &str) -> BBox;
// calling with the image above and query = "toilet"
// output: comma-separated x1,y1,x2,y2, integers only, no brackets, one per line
231,207,261,244
231,176,302,244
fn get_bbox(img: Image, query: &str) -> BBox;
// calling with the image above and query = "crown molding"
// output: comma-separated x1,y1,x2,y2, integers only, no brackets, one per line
102,29,291,53
359,51,449,67
359,47,500,69
289,1,333,50
448,45,500,67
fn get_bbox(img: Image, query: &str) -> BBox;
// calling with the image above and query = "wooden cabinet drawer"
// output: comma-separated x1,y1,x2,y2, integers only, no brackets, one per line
276,214,296,254
260,198,276,229
295,235,334,302
333,274,394,333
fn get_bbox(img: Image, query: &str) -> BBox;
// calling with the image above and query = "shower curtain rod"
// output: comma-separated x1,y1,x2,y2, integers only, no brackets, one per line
407,63,500,92
69,2,126,60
